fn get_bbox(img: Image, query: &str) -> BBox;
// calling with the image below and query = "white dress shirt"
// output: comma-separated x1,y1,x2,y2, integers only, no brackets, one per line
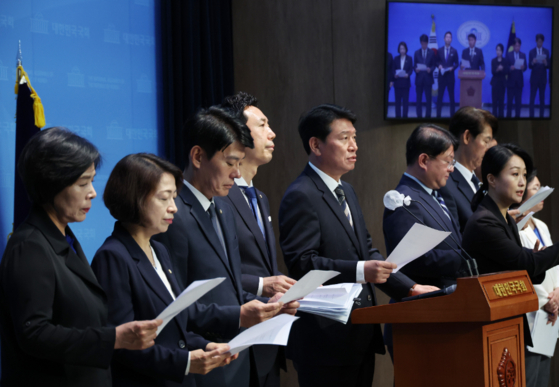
454,161,477,194
400,55,406,70
308,162,365,283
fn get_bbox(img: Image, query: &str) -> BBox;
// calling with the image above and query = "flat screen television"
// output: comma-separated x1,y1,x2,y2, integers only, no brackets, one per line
385,1,553,120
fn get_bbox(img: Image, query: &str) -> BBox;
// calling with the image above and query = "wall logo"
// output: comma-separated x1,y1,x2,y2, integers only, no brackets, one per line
107,121,123,140
0,61,7,81
457,21,490,48
104,24,120,44
31,14,49,34
68,67,85,87
136,74,152,93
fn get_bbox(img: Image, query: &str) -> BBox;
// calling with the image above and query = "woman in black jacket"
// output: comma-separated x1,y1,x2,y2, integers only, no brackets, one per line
490,43,509,118
392,41,413,118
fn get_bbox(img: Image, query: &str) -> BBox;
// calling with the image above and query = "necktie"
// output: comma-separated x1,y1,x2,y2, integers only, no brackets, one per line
208,203,228,260
445,48,448,61
240,186,266,239
515,52,518,62
471,49,474,57
334,185,353,229
432,190,451,220
423,50,426,59
471,174,481,191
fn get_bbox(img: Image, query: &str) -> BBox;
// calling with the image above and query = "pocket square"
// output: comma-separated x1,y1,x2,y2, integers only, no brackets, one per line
268,216,272,222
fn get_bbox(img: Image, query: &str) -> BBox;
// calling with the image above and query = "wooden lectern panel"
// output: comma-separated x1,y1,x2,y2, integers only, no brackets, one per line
484,318,525,387
458,69,486,108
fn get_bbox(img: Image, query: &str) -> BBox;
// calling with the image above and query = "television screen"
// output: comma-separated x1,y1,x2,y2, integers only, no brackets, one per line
385,2,553,120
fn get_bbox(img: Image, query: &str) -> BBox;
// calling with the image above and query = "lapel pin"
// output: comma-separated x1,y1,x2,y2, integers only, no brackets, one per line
268,216,272,222
219,209,222,214
259,194,262,199
168,269,172,274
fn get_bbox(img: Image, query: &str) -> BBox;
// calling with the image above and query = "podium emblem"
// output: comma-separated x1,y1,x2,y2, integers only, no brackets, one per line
467,86,476,97
497,348,516,387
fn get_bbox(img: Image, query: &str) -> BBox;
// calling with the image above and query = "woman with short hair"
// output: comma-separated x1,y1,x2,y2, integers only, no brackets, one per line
392,41,413,118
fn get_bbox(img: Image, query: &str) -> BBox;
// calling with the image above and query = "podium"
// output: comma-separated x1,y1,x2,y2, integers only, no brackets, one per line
352,271,538,387
458,69,486,108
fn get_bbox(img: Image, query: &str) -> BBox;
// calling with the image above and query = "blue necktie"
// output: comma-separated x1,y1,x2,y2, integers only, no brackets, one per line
240,186,266,239
471,174,481,191
432,190,451,220
334,185,353,230
207,203,228,260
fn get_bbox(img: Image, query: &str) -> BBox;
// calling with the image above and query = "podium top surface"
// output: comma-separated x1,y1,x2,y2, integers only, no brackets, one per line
457,69,486,80
352,271,538,324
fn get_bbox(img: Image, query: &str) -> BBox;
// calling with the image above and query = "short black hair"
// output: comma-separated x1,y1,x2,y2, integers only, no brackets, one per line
183,105,254,167
496,43,504,52
420,34,429,43
468,33,477,41
221,91,258,123
298,104,357,155
104,153,183,226
514,37,522,45
398,41,408,54
405,123,458,166
18,127,101,205
449,107,497,149
444,31,452,38
536,34,544,42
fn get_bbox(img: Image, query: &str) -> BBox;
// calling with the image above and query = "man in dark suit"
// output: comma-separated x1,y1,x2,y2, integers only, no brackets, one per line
219,92,296,387
440,107,496,233
436,31,459,117
154,106,298,387
414,34,436,118
507,37,527,118
529,34,550,118
461,33,485,71
279,104,437,387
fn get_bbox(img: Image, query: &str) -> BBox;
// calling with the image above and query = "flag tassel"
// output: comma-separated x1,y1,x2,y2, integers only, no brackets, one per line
14,65,46,129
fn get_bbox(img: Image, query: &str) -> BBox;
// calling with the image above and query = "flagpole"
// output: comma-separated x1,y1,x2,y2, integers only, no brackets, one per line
16,40,22,82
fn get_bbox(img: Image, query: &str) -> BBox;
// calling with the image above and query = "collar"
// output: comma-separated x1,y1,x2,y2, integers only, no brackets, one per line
309,162,341,195
183,179,214,212
404,172,433,195
454,161,473,182
234,176,252,187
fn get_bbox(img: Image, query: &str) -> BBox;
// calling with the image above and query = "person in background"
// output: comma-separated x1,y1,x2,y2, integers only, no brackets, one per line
506,38,527,118
92,153,237,387
491,43,509,118
413,34,436,118
392,41,413,118
436,31,459,118
529,34,550,118
387,51,394,114
0,128,160,387
461,33,485,70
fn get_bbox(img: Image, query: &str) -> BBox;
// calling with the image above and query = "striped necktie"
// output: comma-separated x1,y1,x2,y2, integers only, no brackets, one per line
239,186,266,239
432,190,451,220
334,185,353,229
471,174,481,191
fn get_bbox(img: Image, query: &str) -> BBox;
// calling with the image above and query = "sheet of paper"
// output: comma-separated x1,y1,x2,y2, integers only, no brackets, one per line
156,278,225,334
297,283,363,324
516,186,554,217
514,58,525,69
462,59,471,68
527,310,559,357
278,270,340,303
386,223,451,273
536,54,547,62
416,63,427,71
227,315,299,355
395,69,406,77
440,67,451,75
516,211,535,231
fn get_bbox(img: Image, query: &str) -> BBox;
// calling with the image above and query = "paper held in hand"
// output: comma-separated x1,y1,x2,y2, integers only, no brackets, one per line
395,69,407,77
227,314,299,355
386,223,450,273
155,278,225,335
297,283,363,324
461,59,471,68
278,270,340,303
416,63,427,71
517,212,535,231
515,186,554,217
527,310,559,357
514,58,525,69
536,54,547,63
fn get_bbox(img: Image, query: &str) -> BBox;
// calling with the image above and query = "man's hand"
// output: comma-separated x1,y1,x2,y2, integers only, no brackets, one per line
410,284,440,297
427,68,431,73
189,344,236,375
507,209,525,224
533,58,537,65
364,261,397,284
510,65,515,71
497,65,503,72
439,65,443,70
544,59,548,66
389,82,394,88
115,319,162,350
240,300,282,328
262,275,296,297
415,68,420,73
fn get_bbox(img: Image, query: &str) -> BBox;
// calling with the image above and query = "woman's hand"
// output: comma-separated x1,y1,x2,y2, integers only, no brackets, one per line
189,343,237,375
115,319,162,350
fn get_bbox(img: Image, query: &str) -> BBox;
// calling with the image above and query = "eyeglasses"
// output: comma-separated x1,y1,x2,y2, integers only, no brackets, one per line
430,155,456,170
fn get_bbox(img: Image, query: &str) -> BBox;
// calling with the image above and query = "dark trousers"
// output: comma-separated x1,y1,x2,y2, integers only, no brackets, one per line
525,349,551,387
293,351,376,387
416,84,432,117
437,79,455,117
492,85,506,118
249,353,280,387
507,85,523,118
529,83,546,118
394,87,409,118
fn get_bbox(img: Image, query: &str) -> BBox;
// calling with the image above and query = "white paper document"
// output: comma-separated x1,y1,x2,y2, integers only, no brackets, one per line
156,278,225,334
516,186,554,217
227,315,299,355
440,67,451,75
527,310,559,357
278,270,339,303
536,54,547,63
297,283,363,324
461,59,471,68
514,58,525,69
517,211,535,231
416,63,427,71
386,223,450,273
395,69,407,77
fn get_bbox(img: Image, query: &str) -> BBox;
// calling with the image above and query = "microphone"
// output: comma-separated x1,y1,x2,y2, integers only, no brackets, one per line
383,190,477,276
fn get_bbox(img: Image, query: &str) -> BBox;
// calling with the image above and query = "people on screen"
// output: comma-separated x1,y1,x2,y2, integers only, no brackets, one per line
491,44,509,118
414,34,435,118
436,31,459,118
461,33,485,71
507,37,527,118
529,34,550,118
392,41,413,118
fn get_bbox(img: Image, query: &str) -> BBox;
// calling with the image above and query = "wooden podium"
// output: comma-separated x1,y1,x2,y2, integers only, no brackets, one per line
352,271,538,387
458,69,486,108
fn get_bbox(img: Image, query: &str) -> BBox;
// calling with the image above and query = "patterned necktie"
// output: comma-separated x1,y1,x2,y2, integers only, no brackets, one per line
240,186,266,239
471,174,481,191
207,203,228,260
334,185,353,229
432,190,451,220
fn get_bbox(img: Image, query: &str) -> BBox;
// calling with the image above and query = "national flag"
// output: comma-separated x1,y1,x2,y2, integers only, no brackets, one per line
506,21,516,53
429,15,439,100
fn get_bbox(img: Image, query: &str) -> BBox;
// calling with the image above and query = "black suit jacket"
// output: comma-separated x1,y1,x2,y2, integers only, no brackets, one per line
392,54,413,89
437,45,459,83
529,47,550,86
92,222,211,387
490,57,510,87
506,51,527,87
413,48,436,86
0,207,115,387
440,169,477,234
461,47,485,70
383,175,467,289
279,164,414,367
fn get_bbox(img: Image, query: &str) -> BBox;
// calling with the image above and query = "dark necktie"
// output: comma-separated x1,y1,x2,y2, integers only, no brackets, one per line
334,185,353,229
471,174,481,191
208,203,228,260
423,50,426,59
445,48,448,61
432,190,451,220
240,186,266,239
470,49,474,57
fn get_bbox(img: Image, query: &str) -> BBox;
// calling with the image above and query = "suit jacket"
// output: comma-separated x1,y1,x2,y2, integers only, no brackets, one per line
506,51,527,87
490,57,509,87
461,47,485,70
529,47,550,86
279,164,414,367
0,206,114,387
413,48,436,86
462,195,559,285
440,169,477,234
153,186,266,387
437,45,459,83
383,175,468,289
92,222,211,387
219,183,285,378
392,54,413,89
